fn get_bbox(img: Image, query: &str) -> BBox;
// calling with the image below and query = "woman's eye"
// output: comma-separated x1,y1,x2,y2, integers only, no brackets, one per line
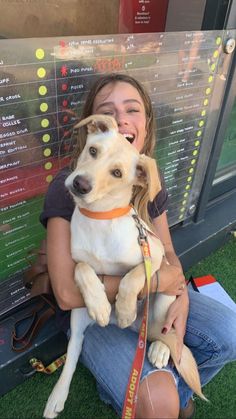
127,108,139,113
102,111,114,116
111,169,122,178
89,146,97,157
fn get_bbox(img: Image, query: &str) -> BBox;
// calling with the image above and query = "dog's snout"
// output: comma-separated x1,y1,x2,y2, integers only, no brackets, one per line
72,175,92,195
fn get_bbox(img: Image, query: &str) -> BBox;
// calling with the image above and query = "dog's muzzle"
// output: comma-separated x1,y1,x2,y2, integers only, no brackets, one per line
71,175,92,195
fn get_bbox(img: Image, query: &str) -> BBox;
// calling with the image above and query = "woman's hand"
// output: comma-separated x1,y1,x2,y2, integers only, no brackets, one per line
162,289,189,362
157,257,186,296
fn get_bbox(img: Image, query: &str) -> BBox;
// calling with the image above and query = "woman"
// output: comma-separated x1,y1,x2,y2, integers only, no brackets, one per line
40,73,236,419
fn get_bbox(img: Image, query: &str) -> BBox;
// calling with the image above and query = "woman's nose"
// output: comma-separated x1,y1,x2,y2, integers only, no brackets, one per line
116,113,128,127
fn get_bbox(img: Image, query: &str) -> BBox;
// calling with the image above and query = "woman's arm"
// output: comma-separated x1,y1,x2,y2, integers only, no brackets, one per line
47,217,122,310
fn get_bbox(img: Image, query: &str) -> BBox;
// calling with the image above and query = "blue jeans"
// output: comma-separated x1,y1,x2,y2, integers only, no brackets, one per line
79,289,236,414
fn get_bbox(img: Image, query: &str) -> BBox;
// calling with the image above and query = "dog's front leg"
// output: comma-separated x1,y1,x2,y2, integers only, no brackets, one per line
43,308,91,418
75,262,111,326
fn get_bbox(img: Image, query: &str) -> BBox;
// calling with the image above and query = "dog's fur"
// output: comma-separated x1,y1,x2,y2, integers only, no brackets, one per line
43,115,206,418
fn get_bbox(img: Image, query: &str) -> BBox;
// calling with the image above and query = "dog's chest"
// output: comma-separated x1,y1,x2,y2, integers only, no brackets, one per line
70,210,142,275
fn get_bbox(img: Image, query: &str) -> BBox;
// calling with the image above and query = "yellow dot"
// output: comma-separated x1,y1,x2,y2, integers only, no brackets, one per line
40,103,48,112
184,192,189,198
197,130,202,137
41,118,49,128
213,50,219,58
39,85,47,96
42,133,50,143
180,207,185,213
43,148,51,157
216,37,222,45
46,175,53,183
37,67,46,78
199,120,204,127
205,88,211,95
191,159,196,165
35,48,45,60
187,176,192,182
189,168,194,174
44,162,53,170
208,75,213,83
179,214,184,220
182,200,187,206
185,185,190,190
193,150,198,156
203,99,209,106
201,110,206,117
210,63,216,72
195,140,200,147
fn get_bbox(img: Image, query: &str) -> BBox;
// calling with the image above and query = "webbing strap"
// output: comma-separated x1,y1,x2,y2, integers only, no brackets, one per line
122,215,152,419
30,354,67,374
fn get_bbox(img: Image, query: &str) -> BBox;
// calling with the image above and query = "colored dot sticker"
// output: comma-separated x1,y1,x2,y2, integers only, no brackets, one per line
205,87,211,95
189,168,194,174
208,75,213,83
185,185,190,190
203,99,209,106
199,120,204,127
201,110,206,117
37,67,46,78
192,150,198,156
43,148,51,157
195,140,200,147
180,207,185,213
197,130,202,137
187,176,192,182
46,175,53,183
39,85,47,96
182,200,187,206
179,214,184,220
35,48,45,60
41,118,49,128
216,37,222,46
40,103,48,112
44,162,53,170
210,63,216,72
184,192,189,198
42,133,50,143
191,159,196,165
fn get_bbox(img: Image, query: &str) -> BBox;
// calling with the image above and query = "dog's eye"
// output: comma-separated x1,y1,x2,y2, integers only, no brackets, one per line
111,169,122,178
89,146,97,157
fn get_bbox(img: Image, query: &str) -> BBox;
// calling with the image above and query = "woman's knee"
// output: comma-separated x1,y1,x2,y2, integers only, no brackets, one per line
136,371,180,419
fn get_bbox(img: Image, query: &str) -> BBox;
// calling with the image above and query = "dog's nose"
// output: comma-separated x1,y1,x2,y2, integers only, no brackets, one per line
72,175,92,195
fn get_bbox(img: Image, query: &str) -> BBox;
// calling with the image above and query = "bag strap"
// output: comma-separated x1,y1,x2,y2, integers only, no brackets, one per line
11,295,56,353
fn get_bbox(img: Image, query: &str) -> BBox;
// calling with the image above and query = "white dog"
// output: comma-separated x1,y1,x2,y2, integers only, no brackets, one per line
43,115,206,418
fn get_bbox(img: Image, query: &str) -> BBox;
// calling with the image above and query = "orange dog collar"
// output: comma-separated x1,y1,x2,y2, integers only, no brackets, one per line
79,205,132,220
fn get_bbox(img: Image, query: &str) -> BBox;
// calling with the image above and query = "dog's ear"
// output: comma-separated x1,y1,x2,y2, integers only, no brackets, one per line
73,115,118,134
135,154,162,202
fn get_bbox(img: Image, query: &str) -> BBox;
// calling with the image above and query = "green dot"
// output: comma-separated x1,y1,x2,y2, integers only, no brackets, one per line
41,118,49,128
184,192,189,198
39,85,47,96
201,110,206,117
182,200,187,205
180,207,185,213
199,120,204,127
205,87,211,95
195,140,200,147
35,48,45,60
187,176,192,182
43,148,51,157
197,130,202,137
37,67,46,78
191,159,196,165
189,168,194,174
216,37,222,46
193,150,198,156
208,75,213,83
210,63,216,72
179,214,184,220
213,50,219,58
46,175,53,183
185,185,191,190
45,162,53,170
203,99,209,106
40,103,48,112
42,133,50,143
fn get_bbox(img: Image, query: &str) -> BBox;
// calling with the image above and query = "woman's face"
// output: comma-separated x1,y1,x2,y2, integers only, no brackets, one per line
92,81,147,152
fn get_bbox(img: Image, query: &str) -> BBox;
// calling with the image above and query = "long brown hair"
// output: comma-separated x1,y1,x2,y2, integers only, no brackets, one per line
71,73,157,226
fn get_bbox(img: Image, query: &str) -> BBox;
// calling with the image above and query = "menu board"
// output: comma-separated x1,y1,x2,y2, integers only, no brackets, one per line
0,30,235,314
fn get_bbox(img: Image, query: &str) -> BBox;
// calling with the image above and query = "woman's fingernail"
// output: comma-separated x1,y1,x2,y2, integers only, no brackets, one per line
162,327,167,334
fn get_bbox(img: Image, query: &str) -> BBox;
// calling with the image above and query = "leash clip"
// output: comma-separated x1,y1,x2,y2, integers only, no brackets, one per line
132,214,148,244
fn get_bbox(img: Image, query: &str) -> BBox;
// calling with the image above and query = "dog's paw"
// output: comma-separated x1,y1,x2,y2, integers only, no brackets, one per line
87,292,111,327
43,382,69,418
115,296,137,328
148,340,170,369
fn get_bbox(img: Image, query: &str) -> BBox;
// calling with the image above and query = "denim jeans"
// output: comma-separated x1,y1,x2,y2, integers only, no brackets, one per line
79,289,236,414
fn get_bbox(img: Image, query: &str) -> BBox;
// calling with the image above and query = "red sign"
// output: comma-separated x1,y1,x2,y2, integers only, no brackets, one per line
119,0,169,33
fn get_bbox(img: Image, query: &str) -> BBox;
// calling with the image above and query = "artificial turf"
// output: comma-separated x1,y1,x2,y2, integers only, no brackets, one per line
0,237,236,419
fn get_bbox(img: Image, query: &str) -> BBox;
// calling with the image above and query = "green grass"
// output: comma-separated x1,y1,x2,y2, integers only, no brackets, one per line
0,238,236,419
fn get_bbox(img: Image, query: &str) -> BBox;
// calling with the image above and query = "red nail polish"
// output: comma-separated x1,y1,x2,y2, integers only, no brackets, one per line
162,327,167,334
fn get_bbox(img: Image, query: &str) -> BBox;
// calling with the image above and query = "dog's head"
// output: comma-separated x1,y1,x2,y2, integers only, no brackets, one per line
65,115,161,210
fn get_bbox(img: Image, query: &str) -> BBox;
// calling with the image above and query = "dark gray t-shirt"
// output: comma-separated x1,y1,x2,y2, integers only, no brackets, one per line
40,167,168,227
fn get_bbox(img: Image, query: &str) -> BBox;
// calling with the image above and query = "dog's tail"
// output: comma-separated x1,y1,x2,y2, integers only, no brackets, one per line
158,330,208,401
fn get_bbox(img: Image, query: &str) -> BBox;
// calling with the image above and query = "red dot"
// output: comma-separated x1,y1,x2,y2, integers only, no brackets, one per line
61,83,68,91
